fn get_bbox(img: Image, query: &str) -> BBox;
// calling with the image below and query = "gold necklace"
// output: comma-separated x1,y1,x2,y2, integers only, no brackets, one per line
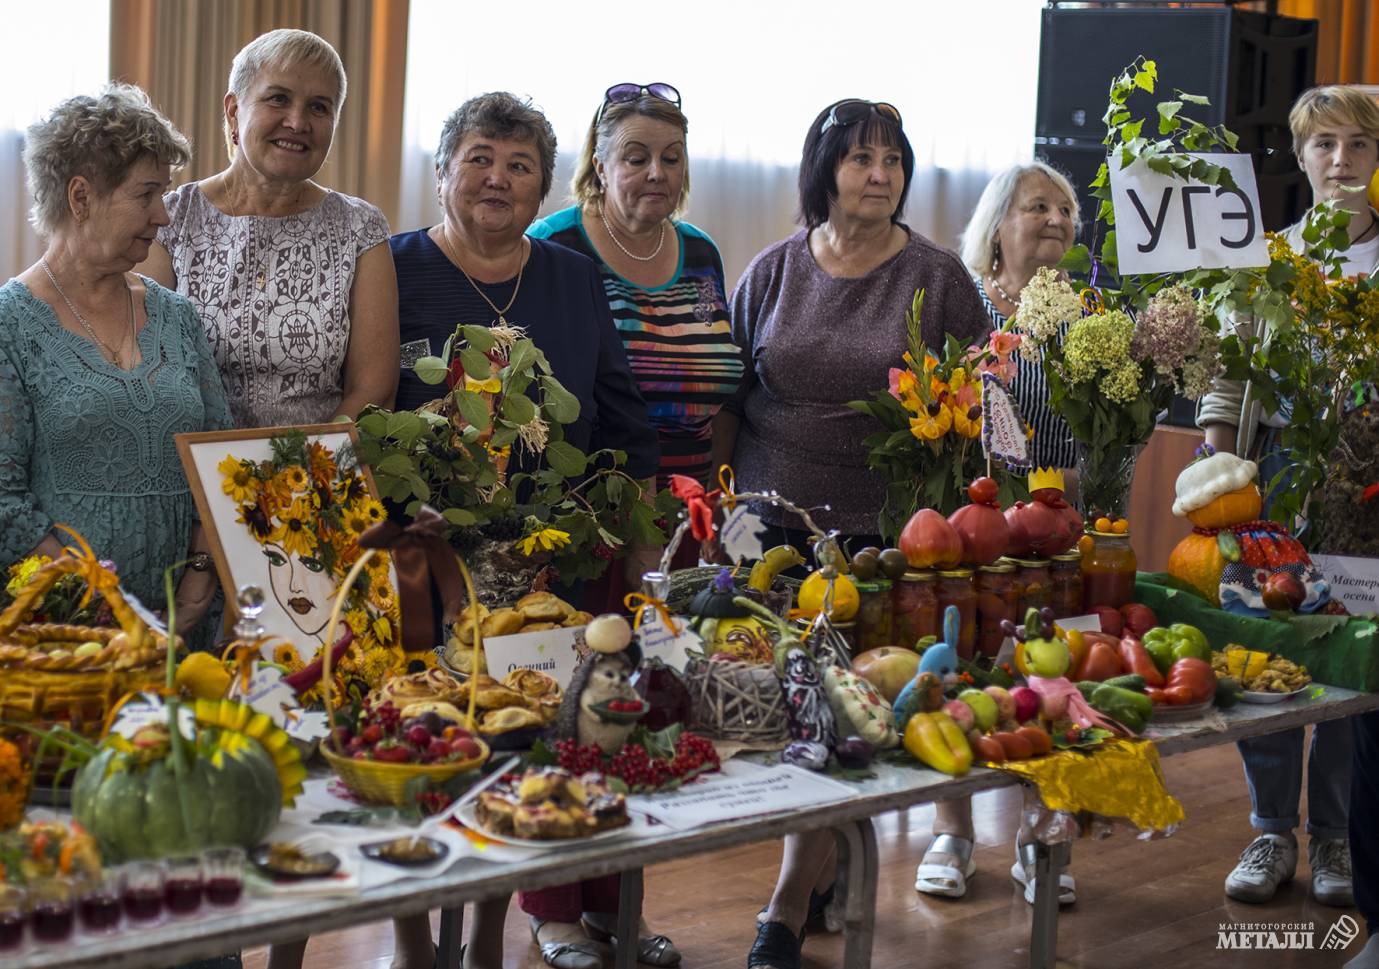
436,227,526,326
41,259,136,368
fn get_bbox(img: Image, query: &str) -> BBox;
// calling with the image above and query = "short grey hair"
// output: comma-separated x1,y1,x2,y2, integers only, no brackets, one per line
959,161,1081,278
24,83,191,237
225,29,347,154
435,92,558,201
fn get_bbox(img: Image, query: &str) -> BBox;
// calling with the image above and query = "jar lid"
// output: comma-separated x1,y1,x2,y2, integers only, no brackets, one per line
977,562,1016,573
936,568,975,578
1051,550,1084,561
901,570,937,582
1009,557,1052,568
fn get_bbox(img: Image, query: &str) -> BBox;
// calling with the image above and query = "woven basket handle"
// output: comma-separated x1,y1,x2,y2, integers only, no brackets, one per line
0,553,151,651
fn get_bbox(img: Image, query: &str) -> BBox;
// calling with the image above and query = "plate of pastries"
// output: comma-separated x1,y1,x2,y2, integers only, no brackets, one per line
459,766,645,846
443,592,592,676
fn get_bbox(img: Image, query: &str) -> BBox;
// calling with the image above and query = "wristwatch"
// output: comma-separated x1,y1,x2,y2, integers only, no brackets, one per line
187,552,214,572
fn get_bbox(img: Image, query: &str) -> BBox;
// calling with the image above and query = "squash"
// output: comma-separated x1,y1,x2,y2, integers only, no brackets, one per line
1166,532,1226,604
1186,484,1262,529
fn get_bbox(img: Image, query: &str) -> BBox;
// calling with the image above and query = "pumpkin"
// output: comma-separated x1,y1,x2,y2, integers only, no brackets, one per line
1166,532,1226,604
797,570,859,621
1185,483,1262,529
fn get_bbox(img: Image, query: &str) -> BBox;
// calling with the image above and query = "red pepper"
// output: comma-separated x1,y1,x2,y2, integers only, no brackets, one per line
1118,637,1165,687
283,627,354,694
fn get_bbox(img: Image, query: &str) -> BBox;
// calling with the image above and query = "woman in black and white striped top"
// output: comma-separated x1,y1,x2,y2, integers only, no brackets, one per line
912,162,1082,908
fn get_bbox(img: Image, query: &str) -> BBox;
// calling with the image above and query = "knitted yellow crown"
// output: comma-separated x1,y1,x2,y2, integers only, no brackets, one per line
1028,467,1066,493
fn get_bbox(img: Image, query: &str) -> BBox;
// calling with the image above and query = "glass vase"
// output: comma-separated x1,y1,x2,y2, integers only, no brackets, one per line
1074,441,1144,521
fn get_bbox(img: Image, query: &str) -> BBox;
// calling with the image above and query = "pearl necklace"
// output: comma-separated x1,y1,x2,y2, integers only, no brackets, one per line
988,274,1021,308
600,205,667,262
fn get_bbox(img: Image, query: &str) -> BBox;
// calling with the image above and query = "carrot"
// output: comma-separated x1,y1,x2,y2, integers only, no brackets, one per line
58,837,75,874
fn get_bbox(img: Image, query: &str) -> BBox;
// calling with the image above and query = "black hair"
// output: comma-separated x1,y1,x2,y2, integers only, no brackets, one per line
796,99,914,228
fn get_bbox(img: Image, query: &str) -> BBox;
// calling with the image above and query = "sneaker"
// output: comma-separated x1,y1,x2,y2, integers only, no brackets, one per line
1224,833,1298,903
1309,838,1354,907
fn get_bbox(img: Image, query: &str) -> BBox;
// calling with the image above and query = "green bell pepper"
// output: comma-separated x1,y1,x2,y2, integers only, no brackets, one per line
1087,683,1153,734
1142,623,1210,674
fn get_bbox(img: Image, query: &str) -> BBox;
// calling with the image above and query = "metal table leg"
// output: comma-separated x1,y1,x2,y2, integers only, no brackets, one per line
834,818,879,969
437,905,463,969
1028,840,1070,969
614,868,644,969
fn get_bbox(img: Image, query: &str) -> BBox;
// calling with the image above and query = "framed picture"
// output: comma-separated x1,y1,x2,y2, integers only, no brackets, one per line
176,424,400,668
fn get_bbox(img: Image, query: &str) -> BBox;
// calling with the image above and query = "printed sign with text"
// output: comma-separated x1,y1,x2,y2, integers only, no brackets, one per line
1109,153,1270,274
1310,554,1379,615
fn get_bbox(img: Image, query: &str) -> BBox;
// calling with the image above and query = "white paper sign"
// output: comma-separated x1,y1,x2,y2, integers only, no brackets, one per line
636,609,701,672
626,758,854,830
721,506,768,563
997,614,1105,671
482,626,583,688
110,694,195,739
229,665,302,728
1310,554,1379,615
1109,153,1269,273
981,372,1029,467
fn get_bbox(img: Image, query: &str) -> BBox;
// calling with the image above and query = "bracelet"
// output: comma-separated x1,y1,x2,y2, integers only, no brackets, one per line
186,552,214,572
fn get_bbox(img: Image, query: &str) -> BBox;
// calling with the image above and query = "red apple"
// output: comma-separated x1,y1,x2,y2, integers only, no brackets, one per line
1093,606,1124,637
1119,603,1158,637
1010,686,1041,724
1261,571,1306,612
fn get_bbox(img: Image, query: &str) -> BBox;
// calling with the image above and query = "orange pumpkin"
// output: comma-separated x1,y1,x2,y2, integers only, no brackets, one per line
1185,484,1262,529
1167,532,1227,604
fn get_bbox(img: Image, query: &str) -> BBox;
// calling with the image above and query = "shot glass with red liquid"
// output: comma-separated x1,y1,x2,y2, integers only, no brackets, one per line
29,876,75,945
0,884,27,953
120,860,166,924
202,847,245,908
164,855,204,917
77,870,122,935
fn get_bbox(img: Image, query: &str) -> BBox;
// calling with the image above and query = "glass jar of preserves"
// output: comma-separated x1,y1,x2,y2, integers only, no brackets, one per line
853,579,894,652
936,568,977,660
1082,531,1137,609
1012,558,1052,618
892,571,937,647
975,562,1018,658
1050,551,1085,619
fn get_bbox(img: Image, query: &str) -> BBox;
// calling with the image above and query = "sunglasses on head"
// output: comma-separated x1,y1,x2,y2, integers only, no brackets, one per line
596,82,681,123
819,99,903,135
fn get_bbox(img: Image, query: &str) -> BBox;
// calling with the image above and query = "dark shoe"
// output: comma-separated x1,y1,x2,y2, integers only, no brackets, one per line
747,920,802,969
803,883,836,933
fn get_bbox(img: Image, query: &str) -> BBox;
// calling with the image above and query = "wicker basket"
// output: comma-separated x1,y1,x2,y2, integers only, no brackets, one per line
666,566,798,616
683,655,790,748
320,548,490,807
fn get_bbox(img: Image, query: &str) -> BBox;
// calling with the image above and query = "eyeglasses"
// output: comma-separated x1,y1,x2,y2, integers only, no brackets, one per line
819,99,903,135
596,82,681,123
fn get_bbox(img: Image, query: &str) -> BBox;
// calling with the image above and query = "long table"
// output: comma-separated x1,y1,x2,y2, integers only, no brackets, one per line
9,686,1378,969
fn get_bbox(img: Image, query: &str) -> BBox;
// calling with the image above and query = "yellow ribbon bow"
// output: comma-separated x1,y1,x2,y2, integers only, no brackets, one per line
622,592,680,636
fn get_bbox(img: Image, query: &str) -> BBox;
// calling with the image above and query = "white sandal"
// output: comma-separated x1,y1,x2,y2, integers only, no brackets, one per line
915,833,977,898
1011,839,1076,906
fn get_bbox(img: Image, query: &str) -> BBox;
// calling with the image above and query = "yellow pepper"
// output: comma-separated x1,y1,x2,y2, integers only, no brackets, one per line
1225,647,1269,682
903,711,973,776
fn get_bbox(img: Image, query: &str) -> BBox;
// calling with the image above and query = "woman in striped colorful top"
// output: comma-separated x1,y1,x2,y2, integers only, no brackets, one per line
528,83,743,493
911,161,1082,909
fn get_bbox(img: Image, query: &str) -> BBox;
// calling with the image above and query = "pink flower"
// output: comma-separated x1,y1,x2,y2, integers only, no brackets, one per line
888,367,918,400
989,331,1022,357
976,355,1017,384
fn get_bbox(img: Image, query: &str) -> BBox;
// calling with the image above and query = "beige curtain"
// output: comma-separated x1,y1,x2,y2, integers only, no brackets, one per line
1277,0,1379,84
109,0,408,227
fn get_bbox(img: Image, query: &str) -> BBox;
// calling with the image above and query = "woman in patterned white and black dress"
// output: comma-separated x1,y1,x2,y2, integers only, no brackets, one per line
138,28,399,969
141,28,398,428
913,161,1082,906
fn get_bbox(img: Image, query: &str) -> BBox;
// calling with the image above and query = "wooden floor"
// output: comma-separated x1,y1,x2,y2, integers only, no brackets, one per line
243,741,1366,968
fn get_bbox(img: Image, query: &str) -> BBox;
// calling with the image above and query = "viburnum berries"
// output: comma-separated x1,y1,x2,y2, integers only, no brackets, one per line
552,732,720,792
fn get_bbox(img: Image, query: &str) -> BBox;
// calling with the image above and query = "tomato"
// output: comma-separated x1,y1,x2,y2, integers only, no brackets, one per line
1166,657,1217,704
970,735,1006,763
1015,725,1053,756
993,731,1033,760
1073,641,1123,682
968,477,1000,505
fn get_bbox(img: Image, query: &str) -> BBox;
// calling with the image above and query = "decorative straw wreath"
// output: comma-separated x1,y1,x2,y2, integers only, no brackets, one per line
218,431,417,693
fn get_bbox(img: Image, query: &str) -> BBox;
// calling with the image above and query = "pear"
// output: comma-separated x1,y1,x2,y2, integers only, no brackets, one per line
1025,636,1071,678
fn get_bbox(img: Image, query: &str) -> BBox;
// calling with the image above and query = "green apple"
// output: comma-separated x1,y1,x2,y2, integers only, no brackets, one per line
74,641,104,659
957,689,999,732
1025,637,1070,678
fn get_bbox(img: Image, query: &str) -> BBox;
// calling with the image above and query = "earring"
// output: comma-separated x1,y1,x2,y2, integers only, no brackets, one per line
992,244,1001,275
231,130,239,145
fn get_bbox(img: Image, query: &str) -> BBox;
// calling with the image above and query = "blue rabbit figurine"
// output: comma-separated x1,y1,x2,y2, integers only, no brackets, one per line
892,606,963,734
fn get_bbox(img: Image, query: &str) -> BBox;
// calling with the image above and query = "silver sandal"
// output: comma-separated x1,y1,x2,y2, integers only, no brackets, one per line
529,917,606,969
1011,839,1076,906
915,833,977,898
581,914,682,967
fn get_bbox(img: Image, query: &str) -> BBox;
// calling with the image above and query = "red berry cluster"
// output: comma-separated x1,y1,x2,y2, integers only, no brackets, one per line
609,744,673,790
670,732,719,777
552,733,720,792
592,543,615,561
552,738,608,774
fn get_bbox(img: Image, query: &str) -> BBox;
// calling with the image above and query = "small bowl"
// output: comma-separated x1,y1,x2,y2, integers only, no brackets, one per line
591,698,648,725
360,837,450,868
249,844,341,881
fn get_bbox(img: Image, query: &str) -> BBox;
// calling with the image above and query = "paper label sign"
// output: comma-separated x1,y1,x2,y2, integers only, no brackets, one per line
229,665,302,728
720,506,768,563
636,609,702,673
1310,554,1379,615
627,758,854,830
981,372,1029,468
110,694,195,740
1109,153,1269,273
482,625,583,688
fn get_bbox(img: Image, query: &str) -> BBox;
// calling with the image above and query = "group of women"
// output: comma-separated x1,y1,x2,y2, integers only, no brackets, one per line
2,23,1374,969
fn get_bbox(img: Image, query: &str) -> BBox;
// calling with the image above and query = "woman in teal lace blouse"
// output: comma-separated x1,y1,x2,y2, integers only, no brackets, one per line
0,84,232,629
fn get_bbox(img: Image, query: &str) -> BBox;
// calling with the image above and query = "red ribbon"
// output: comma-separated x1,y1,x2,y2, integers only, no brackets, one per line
359,506,466,652
669,474,721,542
1363,484,1379,503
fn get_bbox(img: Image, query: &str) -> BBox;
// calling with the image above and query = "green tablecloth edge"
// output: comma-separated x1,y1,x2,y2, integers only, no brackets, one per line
1134,573,1378,692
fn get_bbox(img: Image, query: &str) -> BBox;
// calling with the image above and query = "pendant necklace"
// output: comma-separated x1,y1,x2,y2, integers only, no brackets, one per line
41,259,135,368
436,227,525,326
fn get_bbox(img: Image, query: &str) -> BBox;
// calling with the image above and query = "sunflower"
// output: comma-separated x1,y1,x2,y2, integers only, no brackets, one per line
270,497,319,558
369,575,397,611
305,442,338,489
354,497,386,525
357,645,401,686
518,526,572,556
272,642,304,670
219,456,259,503
335,474,368,506
237,500,273,540
282,466,310,493
342,504,372,536
364,550,391,577
344,607,371,638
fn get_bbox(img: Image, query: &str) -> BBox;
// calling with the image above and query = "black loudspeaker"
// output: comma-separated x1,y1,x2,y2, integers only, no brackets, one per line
1035,5,1318,236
